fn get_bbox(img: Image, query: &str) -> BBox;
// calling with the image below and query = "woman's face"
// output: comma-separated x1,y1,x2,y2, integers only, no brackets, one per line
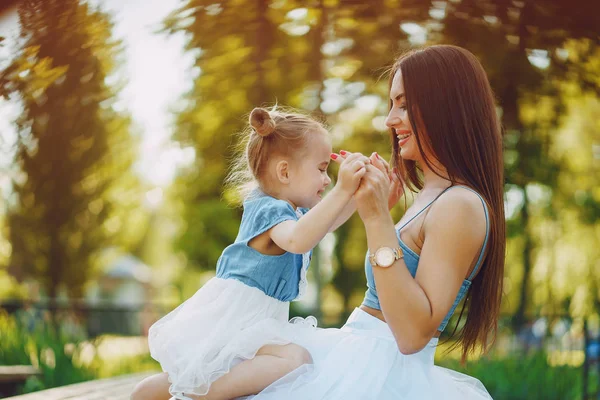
385,70,422,162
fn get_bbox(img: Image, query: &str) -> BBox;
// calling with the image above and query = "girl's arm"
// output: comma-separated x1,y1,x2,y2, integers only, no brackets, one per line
356,166,486,354
328,198,357,232
269,153,368,254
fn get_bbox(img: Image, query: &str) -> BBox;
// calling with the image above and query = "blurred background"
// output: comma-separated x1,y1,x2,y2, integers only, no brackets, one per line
0,0,599,398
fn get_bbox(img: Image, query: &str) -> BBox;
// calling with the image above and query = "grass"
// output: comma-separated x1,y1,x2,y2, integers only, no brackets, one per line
0,310,160,394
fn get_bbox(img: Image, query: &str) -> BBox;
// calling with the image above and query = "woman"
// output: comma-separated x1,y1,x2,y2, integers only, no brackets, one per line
247,44,505,399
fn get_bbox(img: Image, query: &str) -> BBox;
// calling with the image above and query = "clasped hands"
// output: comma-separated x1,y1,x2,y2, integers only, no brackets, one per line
331,150,404,222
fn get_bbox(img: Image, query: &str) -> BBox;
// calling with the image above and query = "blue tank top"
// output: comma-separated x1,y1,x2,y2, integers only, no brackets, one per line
215,190,312,302
361,185,490,332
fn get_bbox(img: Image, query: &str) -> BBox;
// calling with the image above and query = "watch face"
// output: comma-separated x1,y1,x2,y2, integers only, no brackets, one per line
376,248,395,267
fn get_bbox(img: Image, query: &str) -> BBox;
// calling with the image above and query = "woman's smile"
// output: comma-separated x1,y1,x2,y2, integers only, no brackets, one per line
396,130,412,147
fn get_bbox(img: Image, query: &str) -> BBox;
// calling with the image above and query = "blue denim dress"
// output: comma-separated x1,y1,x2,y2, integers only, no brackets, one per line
216,190,312,301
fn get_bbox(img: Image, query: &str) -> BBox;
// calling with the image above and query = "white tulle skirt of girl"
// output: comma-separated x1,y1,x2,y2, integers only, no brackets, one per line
148,277,313,399
244,307,492,400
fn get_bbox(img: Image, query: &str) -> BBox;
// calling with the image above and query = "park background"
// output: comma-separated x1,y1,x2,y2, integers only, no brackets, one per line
0,0,599,398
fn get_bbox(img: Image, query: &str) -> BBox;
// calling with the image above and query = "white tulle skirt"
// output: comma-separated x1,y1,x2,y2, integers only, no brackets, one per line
148,277,310,399
245,307,492,400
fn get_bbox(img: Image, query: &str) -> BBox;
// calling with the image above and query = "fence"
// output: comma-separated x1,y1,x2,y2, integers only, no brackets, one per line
0,299,169,338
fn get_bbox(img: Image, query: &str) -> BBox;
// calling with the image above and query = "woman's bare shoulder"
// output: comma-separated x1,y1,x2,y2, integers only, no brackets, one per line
424,187,487,243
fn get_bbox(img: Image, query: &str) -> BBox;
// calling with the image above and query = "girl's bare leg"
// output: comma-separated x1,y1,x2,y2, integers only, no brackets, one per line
130,372,171,400
188,343,312,400
131,343,311,400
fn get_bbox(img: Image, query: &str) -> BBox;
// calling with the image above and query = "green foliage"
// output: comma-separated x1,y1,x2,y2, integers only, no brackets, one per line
2,0,142,298
439,352,582,400
0,310,95,394
176,199,241,270
0,310,160,394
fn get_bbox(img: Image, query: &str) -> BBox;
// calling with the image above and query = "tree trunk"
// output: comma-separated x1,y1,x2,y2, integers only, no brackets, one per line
513,190,533,329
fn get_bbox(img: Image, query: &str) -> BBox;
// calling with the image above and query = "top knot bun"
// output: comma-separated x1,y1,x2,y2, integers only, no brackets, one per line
249,108,276,137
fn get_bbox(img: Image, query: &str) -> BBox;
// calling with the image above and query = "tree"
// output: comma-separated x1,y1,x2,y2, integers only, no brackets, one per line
3,0,140,299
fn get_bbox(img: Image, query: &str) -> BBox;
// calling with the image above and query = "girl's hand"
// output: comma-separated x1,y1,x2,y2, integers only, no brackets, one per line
330,151,370,197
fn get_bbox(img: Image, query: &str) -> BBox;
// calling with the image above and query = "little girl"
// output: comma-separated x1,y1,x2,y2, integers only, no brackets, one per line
132,106,371,400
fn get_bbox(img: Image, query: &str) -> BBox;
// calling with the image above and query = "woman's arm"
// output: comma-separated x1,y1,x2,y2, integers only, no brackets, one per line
356,167,486,354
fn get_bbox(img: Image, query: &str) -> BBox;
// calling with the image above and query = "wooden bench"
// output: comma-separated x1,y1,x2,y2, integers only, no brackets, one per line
0,366,42,397
4,371,155,400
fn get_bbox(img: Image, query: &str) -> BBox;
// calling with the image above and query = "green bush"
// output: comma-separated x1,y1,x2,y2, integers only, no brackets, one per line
0,310,95,394
439,352,582,400
0,310,161,394
0,310,31,365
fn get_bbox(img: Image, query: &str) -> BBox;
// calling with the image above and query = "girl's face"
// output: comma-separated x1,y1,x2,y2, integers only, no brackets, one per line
385,70,425,163
286,131,332,209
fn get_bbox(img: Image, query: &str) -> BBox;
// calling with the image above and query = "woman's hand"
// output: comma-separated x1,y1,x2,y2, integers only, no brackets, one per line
388,168,405,210
367,152,405,210
354,163,392,224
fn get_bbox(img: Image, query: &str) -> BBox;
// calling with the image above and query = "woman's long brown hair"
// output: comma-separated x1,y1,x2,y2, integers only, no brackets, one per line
389,45,506,362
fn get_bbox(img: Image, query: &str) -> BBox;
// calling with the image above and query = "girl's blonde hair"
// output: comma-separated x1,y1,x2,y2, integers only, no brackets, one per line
226,105,327,202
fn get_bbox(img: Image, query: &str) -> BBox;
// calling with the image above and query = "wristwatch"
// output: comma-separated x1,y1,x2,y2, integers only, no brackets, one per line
368,246,404,268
